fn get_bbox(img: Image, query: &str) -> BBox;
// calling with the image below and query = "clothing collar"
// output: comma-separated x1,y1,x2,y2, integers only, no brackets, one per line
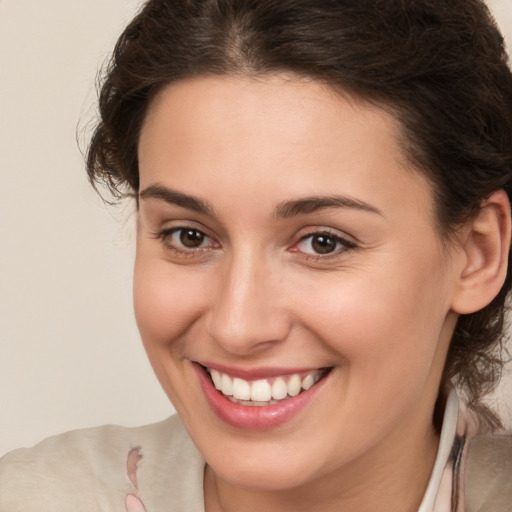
419,389,460,512
419,388,481,512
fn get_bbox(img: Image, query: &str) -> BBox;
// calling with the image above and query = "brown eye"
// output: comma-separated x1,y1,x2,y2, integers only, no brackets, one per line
155,226,219,259
179,228,206,248
310,234,337,254
295,231,356,257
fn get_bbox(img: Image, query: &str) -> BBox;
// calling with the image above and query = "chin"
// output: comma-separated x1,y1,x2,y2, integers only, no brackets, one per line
208,455,318,492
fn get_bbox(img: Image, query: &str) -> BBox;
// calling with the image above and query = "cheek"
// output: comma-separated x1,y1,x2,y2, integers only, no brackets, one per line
133,254,209,350
292,272,451,439
296,256,452,381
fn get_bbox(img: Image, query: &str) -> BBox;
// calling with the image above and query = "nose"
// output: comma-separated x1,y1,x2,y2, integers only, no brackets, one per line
208,251,292,355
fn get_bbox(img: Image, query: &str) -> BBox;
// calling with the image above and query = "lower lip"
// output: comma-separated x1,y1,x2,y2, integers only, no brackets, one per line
194,364,328,430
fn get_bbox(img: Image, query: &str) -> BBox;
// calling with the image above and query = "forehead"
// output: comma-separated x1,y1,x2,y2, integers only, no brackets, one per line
138,75,434,223
141,75,402,154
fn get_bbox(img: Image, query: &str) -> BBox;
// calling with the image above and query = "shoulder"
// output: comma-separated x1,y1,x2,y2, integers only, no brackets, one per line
0,415,205,512
464,433,512,512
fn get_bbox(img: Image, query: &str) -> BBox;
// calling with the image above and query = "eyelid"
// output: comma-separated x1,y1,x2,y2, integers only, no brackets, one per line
150,218,214,240
290,228,358,259
295,226,357,244
151,222,221,256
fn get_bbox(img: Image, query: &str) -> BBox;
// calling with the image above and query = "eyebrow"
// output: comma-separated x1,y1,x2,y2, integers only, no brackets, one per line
139,184,382,219
273,196,383,218
139,184,214,215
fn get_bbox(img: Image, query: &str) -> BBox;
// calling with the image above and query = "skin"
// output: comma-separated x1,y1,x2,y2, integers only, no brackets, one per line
134,75,479,512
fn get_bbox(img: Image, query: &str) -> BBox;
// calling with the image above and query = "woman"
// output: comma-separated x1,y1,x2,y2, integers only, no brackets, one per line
1,1,512,511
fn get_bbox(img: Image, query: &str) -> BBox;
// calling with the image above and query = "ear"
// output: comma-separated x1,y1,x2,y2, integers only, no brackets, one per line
451,190,511,314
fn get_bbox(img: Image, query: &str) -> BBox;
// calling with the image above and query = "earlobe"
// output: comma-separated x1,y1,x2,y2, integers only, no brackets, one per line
451,190,511,315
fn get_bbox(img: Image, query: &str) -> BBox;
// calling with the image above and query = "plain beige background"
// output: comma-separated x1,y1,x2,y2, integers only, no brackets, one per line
1,0,512,457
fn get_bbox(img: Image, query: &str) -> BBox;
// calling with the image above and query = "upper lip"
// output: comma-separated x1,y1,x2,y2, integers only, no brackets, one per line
196,361,330,380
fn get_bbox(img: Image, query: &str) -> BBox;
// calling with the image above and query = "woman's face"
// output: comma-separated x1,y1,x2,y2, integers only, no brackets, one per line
135,76,461,491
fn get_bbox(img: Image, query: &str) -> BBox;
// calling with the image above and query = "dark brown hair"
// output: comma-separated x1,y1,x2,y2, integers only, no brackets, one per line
87,0,512,428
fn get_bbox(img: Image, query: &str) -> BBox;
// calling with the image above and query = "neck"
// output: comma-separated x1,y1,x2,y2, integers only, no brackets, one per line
204,420,439,512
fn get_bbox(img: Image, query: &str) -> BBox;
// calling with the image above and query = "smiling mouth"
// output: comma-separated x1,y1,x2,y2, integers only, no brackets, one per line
205,367,330,406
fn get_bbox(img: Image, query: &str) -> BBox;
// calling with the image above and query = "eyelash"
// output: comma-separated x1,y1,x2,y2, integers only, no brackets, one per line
153,227,218,256
293,231,357,260
152,227,357,260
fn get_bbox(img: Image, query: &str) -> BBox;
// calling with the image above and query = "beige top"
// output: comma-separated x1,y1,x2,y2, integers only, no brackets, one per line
0,391,508,511
0,415,205,512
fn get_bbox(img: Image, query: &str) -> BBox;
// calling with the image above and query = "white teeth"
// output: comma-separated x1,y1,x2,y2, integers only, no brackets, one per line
232,378,251,400
271,377,288,400
208,368,325,404
251,379,272,402
287,374,302,396
301,373,315,391
221,373,233,396
211,369,222,390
